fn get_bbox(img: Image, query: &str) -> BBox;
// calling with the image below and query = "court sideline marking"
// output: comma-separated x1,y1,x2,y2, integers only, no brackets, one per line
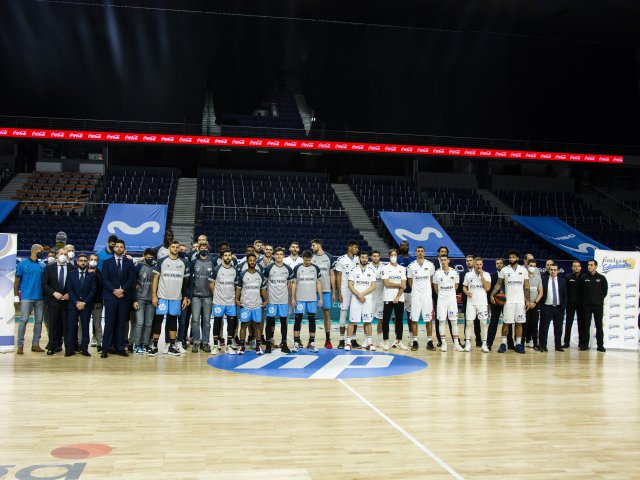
338,379,465,480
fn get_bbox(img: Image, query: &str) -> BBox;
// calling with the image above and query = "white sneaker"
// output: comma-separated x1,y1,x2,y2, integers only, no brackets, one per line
526,340,534,348
464,342,471,352
90,338,97,347
454,342,464,352
481,345,490,353
391,339,399,349
366,343,376,351
211,345,220,355
376,339,385,348
397,341,409,351
344,343,352,351
163,344,169,355
441,343,448,352
225,345,236,355
383,341,390,351
177,343,187,354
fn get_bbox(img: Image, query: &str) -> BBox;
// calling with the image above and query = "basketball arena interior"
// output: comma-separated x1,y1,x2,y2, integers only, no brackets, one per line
1,1,639,479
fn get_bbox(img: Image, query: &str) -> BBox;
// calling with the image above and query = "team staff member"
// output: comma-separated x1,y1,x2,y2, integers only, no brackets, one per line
66,254,97,357
42,248,74,355
397,240,415,342
15,244,46,354
190,243,214,353
87,254,104,351
101,239,136,358
486,257,513,351
563,260,584,349
578,260,608,352
537,263,567,352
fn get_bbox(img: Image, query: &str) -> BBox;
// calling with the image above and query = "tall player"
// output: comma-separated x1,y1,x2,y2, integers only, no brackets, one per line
490,249,529,354
397,240,415,344
407,246,436,351
346,252,377,350
433,254,462,352
291,250,323,353
381,249,408,350
334,240,360,349
263,247,293,354
310,239,335,349
210,249,238,355
462,257,491,352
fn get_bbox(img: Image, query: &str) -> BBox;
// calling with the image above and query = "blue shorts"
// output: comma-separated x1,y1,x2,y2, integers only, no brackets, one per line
239,308,262,323
267,304,288,318
156,298,181,316
213,304,237,318
295,301,318,315
319,292,332,310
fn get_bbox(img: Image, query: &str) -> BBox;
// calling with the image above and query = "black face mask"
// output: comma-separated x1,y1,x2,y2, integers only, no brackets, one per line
200,250,209,257
145,259,154,265
178,252,187,259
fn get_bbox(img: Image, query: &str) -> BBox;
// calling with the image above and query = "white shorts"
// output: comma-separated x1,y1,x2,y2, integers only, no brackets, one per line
410,293,433,322
404,292,411,313
437,298,458,322
503,303,526,324
372,297,384,319
465,303,489,323
340,287,352,311
349,298,372,323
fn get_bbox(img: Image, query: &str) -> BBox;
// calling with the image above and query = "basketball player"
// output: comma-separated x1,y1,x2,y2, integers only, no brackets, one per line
334,240,360,349
346,252,377,350
397,240,415,344
407,246,436,351
490,249,529,354
210,250,238,355
433,254,462,352
291,250,323,353
310,239,335,349
284,241,302,270
235,253,267,355
369,251,386,347
263,247,293,354
462,257,491,352
381,249,408,350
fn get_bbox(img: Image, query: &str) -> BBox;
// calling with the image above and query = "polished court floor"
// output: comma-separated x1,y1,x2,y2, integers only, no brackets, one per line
1,322,639,480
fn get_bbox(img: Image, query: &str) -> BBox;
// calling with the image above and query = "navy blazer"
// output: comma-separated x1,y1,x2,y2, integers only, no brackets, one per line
540,274,568,309
41,263,76,307
101,256,136,302
67,269,97,310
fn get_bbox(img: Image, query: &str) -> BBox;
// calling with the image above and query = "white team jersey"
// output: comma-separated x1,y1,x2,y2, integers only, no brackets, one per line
407,259,435,295
433,268,459,301
284,256,303,270
498,264,528,304
463,270,491,306
369,262,385,300
334,254,359,290
381,263,407,302
348,265,376,298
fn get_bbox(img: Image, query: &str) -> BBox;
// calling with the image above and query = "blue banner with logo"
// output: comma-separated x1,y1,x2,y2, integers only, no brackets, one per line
0,200,18,225
380,211,464,257
94,204,167,252
0,233,17,352
511,216,610,261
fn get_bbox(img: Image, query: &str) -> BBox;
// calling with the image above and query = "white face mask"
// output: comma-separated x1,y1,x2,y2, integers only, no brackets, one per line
47,257,56,264
67,251,75,259
89,260,98,268
58,254,67,264
528,266,536,273
389,255,397,264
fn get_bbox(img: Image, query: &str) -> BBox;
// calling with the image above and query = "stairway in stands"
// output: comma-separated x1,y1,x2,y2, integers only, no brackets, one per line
331,183,389,253
0,173,30,200
170,178,197,245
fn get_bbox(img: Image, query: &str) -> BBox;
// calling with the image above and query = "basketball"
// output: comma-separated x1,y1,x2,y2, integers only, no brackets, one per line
494,293,507,305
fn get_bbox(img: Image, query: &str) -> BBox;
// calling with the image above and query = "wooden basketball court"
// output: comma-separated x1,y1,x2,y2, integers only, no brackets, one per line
1,323,639,479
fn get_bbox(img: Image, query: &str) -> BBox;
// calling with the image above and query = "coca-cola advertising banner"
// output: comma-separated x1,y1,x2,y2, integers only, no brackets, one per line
0,127,624,164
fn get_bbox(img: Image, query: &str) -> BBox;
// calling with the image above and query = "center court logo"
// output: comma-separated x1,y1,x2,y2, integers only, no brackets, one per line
207,350,426,379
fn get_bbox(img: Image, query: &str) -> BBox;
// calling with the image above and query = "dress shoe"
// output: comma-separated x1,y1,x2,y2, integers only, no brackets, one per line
46,349,55,355
597,346,606,352
562,344,570,349
64,351,76,357
16,346,23,355
31,345,45,353
533,346,541,352
100,352,108,358
115,351,129,357
579,346,589,351
540,347,549,352
81,351,91,357
56,347,63,353
555,347,564,352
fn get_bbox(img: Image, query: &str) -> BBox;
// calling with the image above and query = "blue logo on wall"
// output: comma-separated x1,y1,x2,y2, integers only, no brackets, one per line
207,350,427,379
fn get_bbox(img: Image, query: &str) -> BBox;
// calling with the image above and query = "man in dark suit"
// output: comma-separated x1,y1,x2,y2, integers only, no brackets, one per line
537,262,568,352
100,239,136,358
41,248,76,355
66,253,97,357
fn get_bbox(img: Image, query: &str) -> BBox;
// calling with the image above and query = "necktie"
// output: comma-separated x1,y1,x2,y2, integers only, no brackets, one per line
551,277,557,306
117,258,122,275
79,271,85,289
58,266,65,291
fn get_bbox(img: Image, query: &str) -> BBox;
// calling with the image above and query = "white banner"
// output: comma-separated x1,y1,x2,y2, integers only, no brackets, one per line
595,249,640,350
0,233,17,353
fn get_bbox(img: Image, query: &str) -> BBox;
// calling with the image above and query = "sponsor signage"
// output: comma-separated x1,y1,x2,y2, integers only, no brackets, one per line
0,127,623,163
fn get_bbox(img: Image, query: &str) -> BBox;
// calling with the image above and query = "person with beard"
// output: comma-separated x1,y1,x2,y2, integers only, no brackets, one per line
578,260,608,352
211,249,239,355
406,246,436,351
235,253,267,355
461,254,482,347
87,253,103,351
310,239,336,349
263,247,294,353
189,243,214,353
155,230,174,261
132,249,156,354
563,260,584,349
65,254,96,357
433,245,458,347
96,234,118,270
346,252,377,350
490,249,529,354
334,240,360,349
215,241,238,267
397,240,415,345
462,257,491,352
487,257,512,351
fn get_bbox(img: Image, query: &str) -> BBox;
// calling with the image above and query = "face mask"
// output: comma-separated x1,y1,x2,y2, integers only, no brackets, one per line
390,255,397,263
178,252,186,259
89,260,98,268
200,250,209,257
67,251,75,260
58,254,67,264
47,256,56,264
145,259,154,265
528,266,536,273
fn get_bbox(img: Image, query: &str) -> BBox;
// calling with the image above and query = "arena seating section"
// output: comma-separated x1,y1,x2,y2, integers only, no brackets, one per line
496,190,640,251
197,171,369,255
349,175,567,259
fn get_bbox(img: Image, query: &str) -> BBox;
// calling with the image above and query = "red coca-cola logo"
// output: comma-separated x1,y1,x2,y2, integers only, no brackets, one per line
125,135,139,141
87,133,102,139
196,138,210,144
31,131,46,137
160,136,174,142
106,134,121,140
231,139,246,145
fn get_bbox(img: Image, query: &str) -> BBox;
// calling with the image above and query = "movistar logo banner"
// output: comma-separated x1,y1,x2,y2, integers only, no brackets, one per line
94,203,168,252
